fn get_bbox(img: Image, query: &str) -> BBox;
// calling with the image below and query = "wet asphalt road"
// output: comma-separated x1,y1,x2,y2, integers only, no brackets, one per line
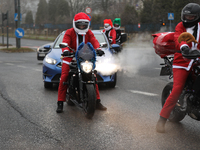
0,38,200,149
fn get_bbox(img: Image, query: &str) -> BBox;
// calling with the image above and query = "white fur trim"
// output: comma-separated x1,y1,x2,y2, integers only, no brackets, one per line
113,26,120,30
180,44,189,50
173,59,194,71
104,26,112,31
74,19,89,22
62,60,70,65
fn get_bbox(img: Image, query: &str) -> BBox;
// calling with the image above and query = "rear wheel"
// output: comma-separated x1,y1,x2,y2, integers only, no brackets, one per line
44,82,53,89
161,82,186,122
82,84,96,119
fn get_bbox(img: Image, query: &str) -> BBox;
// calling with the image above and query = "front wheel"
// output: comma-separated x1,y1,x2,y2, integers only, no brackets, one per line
44,82,53,89
82,84,96,119
66,93,74,106
108,73,117,88
161,82,186,122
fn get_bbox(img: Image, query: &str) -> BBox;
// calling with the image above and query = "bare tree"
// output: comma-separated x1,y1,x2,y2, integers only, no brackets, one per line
0,0,36,24
67,0,94,17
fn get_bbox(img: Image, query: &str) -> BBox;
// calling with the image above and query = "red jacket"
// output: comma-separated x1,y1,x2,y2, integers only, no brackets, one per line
173,22,200,71
62,28,100,64
103,29,116,44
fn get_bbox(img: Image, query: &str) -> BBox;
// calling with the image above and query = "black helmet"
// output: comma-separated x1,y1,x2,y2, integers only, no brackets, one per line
181,3,200,28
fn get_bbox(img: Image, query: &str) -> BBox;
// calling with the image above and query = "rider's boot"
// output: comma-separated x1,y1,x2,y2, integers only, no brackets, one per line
56,101,63,113
96,99,107,110
156,116,167,133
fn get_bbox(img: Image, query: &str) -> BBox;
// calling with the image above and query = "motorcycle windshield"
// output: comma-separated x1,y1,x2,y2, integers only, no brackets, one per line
77,44,95,61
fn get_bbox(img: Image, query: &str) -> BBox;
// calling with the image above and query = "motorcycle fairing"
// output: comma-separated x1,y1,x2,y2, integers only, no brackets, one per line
75,42,97,69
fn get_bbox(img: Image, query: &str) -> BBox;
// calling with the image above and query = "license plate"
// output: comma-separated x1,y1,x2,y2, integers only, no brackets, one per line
39,53,46,57
160,66,171,76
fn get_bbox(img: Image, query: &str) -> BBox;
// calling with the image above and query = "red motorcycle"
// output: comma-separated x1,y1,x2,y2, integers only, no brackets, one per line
152,32,200,122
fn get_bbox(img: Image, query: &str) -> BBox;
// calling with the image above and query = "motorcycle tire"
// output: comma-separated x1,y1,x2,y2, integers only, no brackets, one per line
108,73,117,88
44,82,53,89
161,82,186,122
66,93,74,106
82,84,96,119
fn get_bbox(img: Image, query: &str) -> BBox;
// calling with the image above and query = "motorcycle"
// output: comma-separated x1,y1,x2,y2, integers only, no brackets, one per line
109,33,127,54
159,43,200,122
59,42,102,119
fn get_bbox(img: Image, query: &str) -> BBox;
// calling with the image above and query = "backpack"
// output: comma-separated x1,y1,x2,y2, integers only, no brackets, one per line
152,32,178,58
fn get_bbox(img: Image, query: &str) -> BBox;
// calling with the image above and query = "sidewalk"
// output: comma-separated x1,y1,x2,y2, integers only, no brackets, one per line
0,45,36,52
0,45,16,49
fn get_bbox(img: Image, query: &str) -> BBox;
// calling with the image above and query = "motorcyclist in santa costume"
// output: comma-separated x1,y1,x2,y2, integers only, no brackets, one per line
56,12,107,113
102,19,116,44
156,3,200,133
113,18,122,45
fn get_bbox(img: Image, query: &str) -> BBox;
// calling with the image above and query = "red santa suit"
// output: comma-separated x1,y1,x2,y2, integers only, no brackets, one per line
57,13,101,102
102,19,116,44
160,22,200,119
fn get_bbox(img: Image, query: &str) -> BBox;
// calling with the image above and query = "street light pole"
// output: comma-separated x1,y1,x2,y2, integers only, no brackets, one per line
14,0,19,48
17,0,21,48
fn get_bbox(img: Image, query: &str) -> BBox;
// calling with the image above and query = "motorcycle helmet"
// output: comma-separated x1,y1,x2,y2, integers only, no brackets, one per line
73,12,90,35
113,18,121,30
104,19,113,31
181,3,200,28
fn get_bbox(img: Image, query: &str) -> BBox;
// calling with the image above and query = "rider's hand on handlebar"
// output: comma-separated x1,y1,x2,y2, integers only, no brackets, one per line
109,39,113,44
181,46,191,55
96,49,105,56
62,51,71,56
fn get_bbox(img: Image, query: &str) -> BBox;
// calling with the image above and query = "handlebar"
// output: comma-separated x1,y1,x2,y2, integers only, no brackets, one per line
182,50,200,59
61,52,75,57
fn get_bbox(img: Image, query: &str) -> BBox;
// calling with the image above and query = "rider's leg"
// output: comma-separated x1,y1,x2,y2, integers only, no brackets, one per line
57,63,70,113
95,76,107,110
156,68,190,132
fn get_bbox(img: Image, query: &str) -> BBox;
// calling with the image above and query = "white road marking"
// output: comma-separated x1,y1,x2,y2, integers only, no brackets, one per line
32,68,41,72
5,63,14,65
17,65,26,68
128,90,158,96
4,62,41,71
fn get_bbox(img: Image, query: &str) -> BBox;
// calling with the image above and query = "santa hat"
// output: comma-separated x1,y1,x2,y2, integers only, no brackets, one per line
74,12,90,22
104,19,113,27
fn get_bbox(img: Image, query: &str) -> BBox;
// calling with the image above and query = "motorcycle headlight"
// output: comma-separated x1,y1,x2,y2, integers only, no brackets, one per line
45,55,57,65
80,61,93,73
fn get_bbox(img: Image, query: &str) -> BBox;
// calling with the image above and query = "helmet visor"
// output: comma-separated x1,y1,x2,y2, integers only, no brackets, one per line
114,24,120,27
104,24,110,28
75,21,89,30
182,14,198,22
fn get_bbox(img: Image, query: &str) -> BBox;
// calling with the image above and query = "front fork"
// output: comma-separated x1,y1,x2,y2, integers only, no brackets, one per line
78,70,96,102
78,69,83,102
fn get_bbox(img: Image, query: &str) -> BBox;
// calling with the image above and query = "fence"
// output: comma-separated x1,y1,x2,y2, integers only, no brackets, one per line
0,22,178,41
20,22,178,33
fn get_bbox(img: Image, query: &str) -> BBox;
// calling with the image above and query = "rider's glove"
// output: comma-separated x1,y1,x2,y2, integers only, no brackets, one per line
96,49,105,56
181,46,191,55
109,38,113,44
62,51,70,56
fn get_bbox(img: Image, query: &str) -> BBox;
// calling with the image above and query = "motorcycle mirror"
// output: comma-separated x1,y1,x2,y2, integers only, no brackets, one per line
44,45,51,50
59,43,68,48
